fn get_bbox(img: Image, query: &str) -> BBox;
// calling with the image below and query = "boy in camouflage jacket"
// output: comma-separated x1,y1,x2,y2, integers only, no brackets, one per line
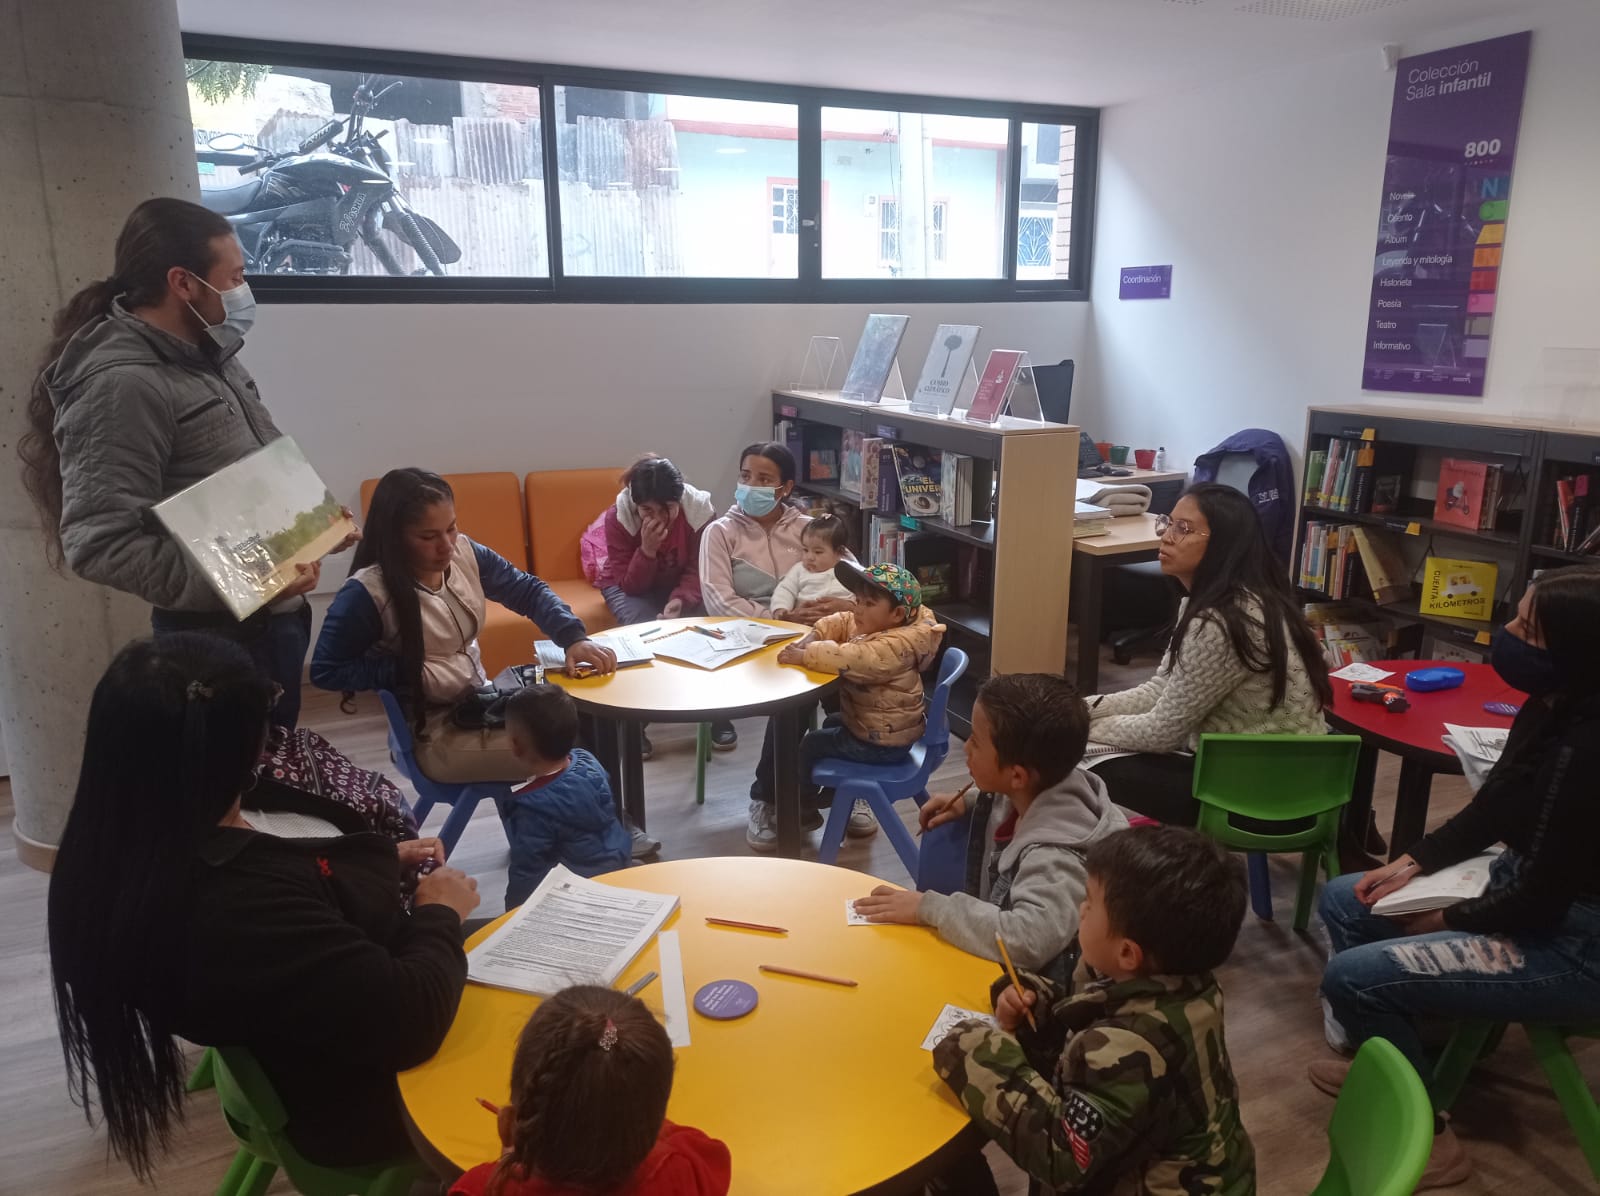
933,826,1255,1195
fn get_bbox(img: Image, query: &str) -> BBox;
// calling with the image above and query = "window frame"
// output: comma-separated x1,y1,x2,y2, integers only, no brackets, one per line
182,34,1099,304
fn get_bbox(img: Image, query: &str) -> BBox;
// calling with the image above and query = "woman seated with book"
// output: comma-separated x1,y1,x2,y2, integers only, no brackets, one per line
1312,565,1600,1188
1083,484,1332,826
49,634,481,1183
311,468,617,785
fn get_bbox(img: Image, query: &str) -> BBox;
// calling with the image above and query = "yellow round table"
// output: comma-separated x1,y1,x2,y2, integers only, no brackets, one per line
398,858,998,1195
549,617,838,857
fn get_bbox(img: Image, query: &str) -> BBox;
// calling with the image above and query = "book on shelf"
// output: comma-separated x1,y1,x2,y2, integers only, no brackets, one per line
876,444,902,515
1349,526,1412,605
892,444,942,516
1303,450,1328,506
914,562,954,603
1433,458,1495,530
840,313,910,404
1319,438,1345,509
1303,602,1391,667
775,417,804,464
839,429,865,497
1349,436,1376,515
858,437,883,512
966,350,1026,424
1550,472,1600,551
1418,556,1497,622
911,323,981,415
869,515,907,567
808,448,839,482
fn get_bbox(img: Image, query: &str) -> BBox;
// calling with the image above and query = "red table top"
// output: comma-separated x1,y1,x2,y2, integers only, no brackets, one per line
1325,660,1525,763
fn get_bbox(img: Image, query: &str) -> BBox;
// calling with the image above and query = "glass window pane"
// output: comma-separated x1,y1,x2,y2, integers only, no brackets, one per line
1016,121,1075,282
821,108,1007,279
554,87,799,278
185,60,548,277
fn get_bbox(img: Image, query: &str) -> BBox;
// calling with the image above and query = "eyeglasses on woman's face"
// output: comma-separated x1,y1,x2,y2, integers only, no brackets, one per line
1154,513,1210,543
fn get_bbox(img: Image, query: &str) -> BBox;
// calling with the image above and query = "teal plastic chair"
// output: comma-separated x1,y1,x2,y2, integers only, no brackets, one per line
1191,733,1362,932
1310,1037,1434,1195
1432,1020,1600,1180
209,1046,427,1196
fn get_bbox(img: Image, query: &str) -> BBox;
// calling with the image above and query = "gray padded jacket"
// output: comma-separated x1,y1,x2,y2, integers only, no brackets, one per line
46,299,281,613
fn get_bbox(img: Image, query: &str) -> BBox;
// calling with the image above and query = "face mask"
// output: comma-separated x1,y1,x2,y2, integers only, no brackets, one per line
187,274,256,347
735,483,779,518
1491,626,1562,696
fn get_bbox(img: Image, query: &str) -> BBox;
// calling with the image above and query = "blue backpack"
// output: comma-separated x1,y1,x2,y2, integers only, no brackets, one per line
1192,429,1296,564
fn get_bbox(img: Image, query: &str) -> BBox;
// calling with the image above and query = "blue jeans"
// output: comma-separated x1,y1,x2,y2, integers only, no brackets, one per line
601,584,673,626
798,713,911,787
151,602,311,728
1319,852,1600,1075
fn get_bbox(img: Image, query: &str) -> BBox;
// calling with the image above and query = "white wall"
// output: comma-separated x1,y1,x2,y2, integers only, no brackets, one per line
1083,0,1600,472
245,300,1088,621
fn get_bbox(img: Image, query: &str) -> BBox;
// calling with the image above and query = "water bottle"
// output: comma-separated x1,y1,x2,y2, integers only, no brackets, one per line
1154,447,1168,471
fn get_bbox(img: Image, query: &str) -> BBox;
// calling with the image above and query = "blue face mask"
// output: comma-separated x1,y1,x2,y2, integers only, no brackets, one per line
735,483,779,518
1491,626,1561,696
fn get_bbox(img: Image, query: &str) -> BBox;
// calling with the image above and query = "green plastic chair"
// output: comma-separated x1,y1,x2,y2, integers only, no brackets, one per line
1311,1036,1434,1195
209,1046,427,1196
1432,1020,1600,1180
1191,733,1362,932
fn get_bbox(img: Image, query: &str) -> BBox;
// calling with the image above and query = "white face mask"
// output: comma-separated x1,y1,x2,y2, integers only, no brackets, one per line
186,274,256,347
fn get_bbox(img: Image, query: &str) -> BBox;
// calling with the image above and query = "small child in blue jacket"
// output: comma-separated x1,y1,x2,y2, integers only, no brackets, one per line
499,684,631,909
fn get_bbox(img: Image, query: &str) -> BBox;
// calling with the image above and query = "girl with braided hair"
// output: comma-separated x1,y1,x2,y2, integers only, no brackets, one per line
452,985,729,1196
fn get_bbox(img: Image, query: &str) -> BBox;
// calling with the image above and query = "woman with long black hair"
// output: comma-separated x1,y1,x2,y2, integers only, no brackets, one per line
1312,566,1600,1187
1085,483,1333,825
19,197,352,728
49,633,480,1180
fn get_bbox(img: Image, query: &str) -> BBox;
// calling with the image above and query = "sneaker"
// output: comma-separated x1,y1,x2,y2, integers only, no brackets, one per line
624,815,660,859
846,800,879,839
710,720,738,751
746,800,778,852
1417,1123,1472,1190
640,732,654,762
1306,1058,1351,1098
1322,998,1354,1055
801,805,823,831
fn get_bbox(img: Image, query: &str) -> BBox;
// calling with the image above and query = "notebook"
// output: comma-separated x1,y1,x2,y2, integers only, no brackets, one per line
1371,849,1502,917
533,630,655,672
648,621,802,670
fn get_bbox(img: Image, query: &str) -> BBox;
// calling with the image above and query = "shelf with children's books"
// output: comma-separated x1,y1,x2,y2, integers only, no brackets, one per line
1295,586,1499,644
773,387,1077,711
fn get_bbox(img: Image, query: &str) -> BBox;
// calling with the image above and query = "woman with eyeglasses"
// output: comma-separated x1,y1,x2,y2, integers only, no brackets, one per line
48,633,480,1182
1084,483,1332,825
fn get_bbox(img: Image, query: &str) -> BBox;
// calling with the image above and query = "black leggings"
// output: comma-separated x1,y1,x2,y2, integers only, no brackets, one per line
1087,752,1199,826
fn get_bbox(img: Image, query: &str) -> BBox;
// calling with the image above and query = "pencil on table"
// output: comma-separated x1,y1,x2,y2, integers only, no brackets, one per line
995,933,1039,1032
476,1097,501,1115
916,780,975,837
758,963,858,988
705,917,788,934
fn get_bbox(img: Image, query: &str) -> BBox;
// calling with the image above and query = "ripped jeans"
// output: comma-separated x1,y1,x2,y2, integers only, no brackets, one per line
1319,852,1600,1076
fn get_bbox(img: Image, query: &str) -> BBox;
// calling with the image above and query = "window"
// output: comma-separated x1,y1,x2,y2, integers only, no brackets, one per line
1016,122,1075,282
182,37,1097,300
821,107,1008,279
554,87,799,278
185,59,548,277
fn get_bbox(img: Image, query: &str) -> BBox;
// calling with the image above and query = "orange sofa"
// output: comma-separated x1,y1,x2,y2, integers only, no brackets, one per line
357,468,620,676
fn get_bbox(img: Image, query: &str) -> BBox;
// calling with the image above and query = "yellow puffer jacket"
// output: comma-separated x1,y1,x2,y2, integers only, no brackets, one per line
801,605,945,747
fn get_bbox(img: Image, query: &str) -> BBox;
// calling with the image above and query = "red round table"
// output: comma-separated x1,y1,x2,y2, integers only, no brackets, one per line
1325,660,1524,859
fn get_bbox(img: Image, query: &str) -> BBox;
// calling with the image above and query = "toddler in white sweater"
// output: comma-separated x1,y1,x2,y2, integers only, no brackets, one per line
770,514,854,618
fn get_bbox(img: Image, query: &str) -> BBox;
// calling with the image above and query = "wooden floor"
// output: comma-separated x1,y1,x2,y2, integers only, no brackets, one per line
3,641,1595,1194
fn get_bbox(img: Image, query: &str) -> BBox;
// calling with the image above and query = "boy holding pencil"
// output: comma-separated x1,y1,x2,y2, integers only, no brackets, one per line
932,827,1255,1195
853,673,1126,984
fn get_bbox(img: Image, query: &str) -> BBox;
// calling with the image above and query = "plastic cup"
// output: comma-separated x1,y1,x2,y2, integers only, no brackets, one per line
1134,448,1156,469
1094,441,1113,462
1110,445,1131,465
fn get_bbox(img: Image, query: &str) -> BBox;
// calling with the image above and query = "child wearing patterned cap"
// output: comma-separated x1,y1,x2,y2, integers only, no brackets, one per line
450,985,729,1196
776,561,945,840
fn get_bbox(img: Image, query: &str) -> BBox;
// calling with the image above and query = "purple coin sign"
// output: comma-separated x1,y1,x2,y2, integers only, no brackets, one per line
694,979,759,1020
1362,32,1532,398
1119,265,1171,300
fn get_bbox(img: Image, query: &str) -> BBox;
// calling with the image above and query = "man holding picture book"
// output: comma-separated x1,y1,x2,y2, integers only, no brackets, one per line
1311,566,1600,1190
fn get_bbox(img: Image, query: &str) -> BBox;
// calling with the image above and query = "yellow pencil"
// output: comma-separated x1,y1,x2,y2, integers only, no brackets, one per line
916,781,975,838
995,932,1039,1032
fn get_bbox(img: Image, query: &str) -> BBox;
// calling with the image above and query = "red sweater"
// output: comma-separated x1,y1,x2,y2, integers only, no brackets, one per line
449,1122,731,1196
599,508,703,610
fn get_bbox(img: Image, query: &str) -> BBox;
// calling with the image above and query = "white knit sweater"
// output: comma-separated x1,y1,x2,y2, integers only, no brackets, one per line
1089,597,1326,754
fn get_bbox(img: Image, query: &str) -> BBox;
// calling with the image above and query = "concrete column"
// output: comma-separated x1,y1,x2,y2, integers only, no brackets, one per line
0,0,198,869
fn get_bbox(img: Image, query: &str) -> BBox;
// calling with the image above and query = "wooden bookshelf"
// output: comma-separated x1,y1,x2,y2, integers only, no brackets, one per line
774,389,1080,730
1297,405,1600,658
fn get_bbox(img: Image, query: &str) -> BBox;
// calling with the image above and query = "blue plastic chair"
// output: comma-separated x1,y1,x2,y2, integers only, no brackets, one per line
377,690,511,854
812,647,969,877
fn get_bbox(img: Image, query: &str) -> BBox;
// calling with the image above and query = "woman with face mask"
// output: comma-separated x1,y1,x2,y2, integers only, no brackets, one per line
698,442,863,850
18,197,354,728
1311,565,1600,1188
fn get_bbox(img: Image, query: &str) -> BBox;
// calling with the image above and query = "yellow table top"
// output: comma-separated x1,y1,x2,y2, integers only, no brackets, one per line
398,857,1000,1195
548,617,837,720
1073,512,1164,556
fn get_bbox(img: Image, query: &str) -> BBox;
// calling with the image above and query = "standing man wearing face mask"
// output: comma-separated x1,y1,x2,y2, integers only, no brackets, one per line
19,198,355,727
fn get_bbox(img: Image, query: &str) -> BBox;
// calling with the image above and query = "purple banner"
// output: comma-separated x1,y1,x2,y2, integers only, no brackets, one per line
1362,32,1531,397
1119,265,1172,300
